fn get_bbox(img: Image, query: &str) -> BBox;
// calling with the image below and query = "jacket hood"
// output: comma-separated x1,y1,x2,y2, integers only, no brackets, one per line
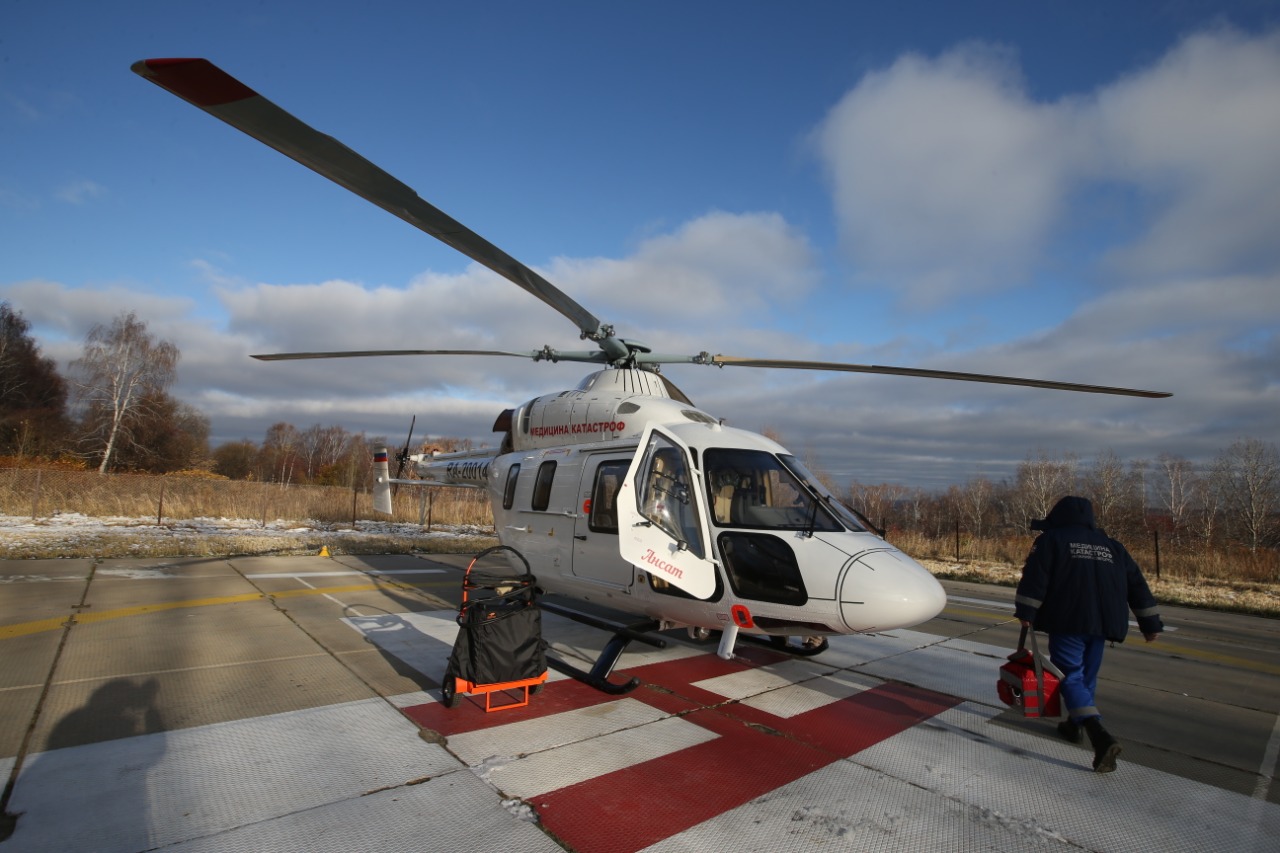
1030,495,1096,531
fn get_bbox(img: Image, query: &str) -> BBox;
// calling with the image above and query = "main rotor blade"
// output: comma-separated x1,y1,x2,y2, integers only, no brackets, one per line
132,58,609,345
250,349,535,361
705,356,1172,398
250,347,610,364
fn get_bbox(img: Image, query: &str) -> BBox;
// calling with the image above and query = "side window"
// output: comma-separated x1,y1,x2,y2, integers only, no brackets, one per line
719,532,807,605
532,460,557,511
588,460,630,533
503,464,520,510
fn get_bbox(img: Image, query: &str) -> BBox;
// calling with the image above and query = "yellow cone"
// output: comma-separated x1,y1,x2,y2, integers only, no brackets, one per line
319,545,331,557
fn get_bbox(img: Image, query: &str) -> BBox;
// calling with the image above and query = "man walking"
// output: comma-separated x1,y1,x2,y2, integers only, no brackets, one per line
1015,495,1163,772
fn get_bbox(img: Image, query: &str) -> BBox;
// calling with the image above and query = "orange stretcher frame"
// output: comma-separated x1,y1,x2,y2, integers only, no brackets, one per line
449,670,549,712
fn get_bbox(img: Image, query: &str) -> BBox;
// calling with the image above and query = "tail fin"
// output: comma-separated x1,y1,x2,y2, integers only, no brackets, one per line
372,447,392,514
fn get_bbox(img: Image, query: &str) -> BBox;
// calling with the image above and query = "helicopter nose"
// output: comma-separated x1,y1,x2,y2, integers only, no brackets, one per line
839,548,947,633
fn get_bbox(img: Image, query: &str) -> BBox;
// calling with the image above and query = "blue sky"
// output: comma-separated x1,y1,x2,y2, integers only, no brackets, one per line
3,1,1279,488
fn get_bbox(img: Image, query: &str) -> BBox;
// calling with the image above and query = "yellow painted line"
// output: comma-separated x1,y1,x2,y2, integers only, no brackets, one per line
0,580,447,640
1130,638,1280,677
0,615,75,640
942,605,1280,677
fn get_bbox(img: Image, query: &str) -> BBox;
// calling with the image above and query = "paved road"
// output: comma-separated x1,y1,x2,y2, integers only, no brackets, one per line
1,553,1277,851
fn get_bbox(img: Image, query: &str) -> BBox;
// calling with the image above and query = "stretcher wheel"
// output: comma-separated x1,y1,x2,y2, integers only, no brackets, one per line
440,666,457,708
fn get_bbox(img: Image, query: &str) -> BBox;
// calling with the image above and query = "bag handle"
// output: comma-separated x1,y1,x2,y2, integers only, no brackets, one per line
1017,624,1047,697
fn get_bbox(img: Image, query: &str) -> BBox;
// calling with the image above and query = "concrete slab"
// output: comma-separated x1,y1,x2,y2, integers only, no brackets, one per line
4,698,466,853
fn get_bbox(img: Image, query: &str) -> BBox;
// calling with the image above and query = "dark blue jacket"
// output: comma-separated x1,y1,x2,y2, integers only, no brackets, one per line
1014,496,1163,641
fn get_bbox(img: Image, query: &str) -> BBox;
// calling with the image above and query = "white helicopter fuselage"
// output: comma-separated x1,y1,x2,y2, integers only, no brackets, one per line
380,369,947,643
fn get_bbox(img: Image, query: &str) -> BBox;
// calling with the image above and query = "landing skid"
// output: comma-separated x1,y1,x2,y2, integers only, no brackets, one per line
687,628,831,658
539,600,668,695
759,634,830,656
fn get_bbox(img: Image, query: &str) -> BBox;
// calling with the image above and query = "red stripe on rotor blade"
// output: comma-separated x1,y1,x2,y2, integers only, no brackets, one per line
132,58,257,106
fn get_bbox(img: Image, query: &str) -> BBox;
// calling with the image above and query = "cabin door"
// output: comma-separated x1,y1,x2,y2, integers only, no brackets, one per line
617,426,718,600
570,454,635,589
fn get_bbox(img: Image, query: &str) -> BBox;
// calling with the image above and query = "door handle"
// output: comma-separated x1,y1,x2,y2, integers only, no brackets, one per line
574,535,588,541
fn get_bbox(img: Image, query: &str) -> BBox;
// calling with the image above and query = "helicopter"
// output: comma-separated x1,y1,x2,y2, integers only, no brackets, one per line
133,58,1170,692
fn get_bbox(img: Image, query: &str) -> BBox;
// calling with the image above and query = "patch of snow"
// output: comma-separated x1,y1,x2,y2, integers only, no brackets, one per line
0,512,495,550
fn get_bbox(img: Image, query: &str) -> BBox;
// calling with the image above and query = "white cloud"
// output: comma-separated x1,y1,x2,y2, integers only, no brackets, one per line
814,43,1077,305
815,29,1280,302
1091,29,1280,278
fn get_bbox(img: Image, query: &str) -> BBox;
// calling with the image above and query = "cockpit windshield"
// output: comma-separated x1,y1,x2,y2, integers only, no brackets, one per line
778,455,870,533
705,448,864,533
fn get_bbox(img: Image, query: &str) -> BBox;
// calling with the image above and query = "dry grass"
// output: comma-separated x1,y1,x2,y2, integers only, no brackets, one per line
919,558,1280,619
0,467,494,528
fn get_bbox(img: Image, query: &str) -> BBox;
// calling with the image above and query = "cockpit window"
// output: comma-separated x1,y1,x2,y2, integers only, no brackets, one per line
704,449,846,532
779,455,869,533
637,433,705,558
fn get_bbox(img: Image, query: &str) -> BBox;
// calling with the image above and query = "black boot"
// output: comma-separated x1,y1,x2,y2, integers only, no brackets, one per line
1082,717,1120,772
1057,719,1082,744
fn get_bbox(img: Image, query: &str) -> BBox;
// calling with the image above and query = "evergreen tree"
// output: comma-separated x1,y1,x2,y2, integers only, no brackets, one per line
0,301,70,457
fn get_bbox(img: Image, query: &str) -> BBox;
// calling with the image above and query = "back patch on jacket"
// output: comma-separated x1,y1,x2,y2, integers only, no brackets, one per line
1069,542,1115,563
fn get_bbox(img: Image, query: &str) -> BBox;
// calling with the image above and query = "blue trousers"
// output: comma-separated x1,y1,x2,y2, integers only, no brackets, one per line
1048,634,1106,721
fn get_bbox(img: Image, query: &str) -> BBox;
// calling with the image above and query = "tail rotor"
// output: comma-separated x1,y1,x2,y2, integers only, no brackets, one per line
393,415,416,495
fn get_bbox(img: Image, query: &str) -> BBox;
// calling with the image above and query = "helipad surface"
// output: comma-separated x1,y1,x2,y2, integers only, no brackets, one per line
1,553,1277,851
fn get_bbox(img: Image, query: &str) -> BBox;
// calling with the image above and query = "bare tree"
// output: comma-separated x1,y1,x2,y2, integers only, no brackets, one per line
1010,450,1078,525
1155,453,1198,545
847,481,908,532
70,312,178,474
1082,450,1127,531
1081,450,1148,538
956,476,995,538
298,424,326,481
261,422,302,486
1216,438,1280,553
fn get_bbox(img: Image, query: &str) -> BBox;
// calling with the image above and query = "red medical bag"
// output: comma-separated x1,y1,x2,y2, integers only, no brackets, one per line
997,627,1062,718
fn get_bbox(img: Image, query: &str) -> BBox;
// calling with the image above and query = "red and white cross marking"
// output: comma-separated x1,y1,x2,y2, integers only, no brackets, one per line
403,646,961,853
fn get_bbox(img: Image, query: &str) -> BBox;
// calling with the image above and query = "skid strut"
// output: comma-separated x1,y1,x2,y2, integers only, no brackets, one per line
540,601,667,695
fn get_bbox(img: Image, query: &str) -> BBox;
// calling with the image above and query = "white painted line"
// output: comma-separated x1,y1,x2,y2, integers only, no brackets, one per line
950,594,1014,610
292,575,347,608
692,658,837,703
1254,712,1280,800
448,697,671,766
736,669,878,719
473,714,719,800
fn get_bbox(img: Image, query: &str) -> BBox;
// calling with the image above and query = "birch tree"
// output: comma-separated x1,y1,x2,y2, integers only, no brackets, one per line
71,312,178,473
1216,438,1280,553
1155,453,1198,545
